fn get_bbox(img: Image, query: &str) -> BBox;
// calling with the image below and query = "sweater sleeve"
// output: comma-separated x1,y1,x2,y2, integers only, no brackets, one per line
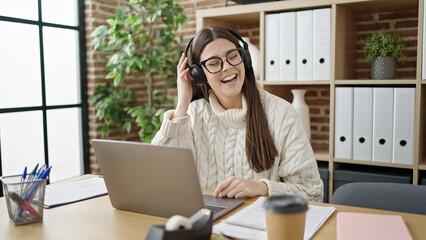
259,108,324,202
151,110,195,152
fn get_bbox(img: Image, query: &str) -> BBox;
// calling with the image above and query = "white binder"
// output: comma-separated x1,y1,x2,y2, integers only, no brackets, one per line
296,10,313,81
352,87,373,161
265,13,280,81
313,8,331,81
423,1,426,79
372,88,394,163
392,88,415,164
334,87,353,159
279,11,296,81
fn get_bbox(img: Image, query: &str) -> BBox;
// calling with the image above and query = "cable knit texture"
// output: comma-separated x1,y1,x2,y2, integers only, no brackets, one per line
152,88,324,202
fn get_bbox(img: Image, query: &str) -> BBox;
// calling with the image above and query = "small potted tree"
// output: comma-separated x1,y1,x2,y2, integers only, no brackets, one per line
90,0,186,142
363,30,406,79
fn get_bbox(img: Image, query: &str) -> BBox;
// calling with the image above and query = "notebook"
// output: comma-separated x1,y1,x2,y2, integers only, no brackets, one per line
337,212,413,240
92,139,244,220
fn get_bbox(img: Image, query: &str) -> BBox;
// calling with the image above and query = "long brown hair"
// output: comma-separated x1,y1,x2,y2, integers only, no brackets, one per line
188,26,278,173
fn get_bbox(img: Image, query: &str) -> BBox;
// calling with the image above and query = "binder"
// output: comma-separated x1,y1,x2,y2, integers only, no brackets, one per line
352,87,373,161
392,88,415,164
296,10,313,81
313,8,331,81
279,11,297,81
265,13,280,81
334,87,353,159
372,88,394,163
423,1,426,79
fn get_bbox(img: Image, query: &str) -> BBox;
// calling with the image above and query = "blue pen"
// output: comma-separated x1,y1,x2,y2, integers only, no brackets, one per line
21,166,27,181
24,166,52,201
35,165,44,178
39,166,52,180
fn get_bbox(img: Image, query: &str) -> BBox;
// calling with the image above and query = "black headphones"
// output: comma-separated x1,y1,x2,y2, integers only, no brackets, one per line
185,28,252,86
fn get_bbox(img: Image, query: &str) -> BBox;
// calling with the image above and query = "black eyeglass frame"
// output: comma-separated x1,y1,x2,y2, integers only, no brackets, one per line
199,47,244,74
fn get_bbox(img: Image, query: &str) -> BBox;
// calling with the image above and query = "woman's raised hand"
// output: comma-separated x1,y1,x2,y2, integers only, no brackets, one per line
172,53,193,119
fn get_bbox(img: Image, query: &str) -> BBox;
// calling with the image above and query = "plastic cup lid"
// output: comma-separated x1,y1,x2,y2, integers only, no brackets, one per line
263,195,308,214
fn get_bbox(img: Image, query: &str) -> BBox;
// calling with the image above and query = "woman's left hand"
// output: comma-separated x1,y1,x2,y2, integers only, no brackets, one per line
214,176,268,199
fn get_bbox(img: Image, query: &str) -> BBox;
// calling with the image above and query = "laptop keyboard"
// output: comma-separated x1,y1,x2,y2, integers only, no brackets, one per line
204,205,226,215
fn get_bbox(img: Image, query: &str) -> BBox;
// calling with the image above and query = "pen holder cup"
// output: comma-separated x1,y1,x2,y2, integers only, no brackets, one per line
0,174,47,225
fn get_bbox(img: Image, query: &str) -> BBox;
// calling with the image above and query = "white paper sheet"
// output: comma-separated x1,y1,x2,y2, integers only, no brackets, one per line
213,197,335,240
44,176,108,208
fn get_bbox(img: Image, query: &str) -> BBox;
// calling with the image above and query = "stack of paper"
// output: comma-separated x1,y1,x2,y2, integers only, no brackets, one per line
212,197,335,240
44,176,108,208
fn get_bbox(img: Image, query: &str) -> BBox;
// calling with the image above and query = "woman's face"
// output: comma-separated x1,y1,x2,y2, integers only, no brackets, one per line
200,38,245,109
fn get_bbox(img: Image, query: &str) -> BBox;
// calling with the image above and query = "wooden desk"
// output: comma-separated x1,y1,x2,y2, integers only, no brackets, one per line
1,177,426,239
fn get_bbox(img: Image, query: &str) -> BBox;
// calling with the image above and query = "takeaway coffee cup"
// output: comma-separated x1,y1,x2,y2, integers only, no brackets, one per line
263,195,308,240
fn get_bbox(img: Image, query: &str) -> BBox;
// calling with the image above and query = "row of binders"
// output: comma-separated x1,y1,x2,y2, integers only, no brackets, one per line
265,8,331,81
334,87,415,164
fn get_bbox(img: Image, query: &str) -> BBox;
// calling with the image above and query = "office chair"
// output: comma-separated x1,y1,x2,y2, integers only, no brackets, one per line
331,182,426,215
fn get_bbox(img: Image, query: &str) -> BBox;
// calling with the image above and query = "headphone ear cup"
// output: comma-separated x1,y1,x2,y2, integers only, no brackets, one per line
189,64,208,86
242,49,252,70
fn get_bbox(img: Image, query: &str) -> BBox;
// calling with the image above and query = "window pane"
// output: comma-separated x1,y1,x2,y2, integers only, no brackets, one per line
41,0,78,26
0,111,44,176
0,22,42,108
47,108,82,182
43,27,80,106
0,0,38,21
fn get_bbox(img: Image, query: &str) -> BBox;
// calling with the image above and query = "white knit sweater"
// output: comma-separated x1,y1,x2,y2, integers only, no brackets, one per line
152,88,324,202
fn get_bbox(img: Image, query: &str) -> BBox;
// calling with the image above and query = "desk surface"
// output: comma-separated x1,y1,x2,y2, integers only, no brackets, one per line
1,177,426,240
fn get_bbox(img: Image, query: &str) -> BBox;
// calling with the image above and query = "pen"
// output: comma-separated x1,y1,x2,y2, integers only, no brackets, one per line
21,163,39,198
24,163,39,183
21,166,27,181
24,166,52,202
18,165,52,217
8,191,41,218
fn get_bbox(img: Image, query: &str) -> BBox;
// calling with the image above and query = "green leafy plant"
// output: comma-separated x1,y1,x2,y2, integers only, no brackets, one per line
89,83,135,136
128,90,176,142
363,30,406,60
90,0,186,142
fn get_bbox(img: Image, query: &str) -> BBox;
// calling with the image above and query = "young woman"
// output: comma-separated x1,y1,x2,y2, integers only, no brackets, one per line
152,26,323,202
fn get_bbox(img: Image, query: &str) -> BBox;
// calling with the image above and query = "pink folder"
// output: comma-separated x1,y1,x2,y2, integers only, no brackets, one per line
337,212,413,240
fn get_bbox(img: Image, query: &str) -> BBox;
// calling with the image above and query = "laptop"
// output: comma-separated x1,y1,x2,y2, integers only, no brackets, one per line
92,139,244,220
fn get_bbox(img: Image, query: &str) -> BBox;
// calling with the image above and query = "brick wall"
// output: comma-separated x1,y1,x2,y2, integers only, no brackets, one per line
85,1,419,173
85,0,234,173
356,10,418,79
85,0,332,172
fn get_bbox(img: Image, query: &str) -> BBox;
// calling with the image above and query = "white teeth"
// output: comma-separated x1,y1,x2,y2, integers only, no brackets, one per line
222,74,236,82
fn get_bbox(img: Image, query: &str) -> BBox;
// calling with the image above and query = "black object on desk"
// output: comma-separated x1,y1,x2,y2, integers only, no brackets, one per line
146,209,213,240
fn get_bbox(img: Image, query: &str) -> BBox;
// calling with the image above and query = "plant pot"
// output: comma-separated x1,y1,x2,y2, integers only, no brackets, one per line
371,56,397,79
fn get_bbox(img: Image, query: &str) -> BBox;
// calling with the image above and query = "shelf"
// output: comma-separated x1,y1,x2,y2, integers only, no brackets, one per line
197,0,424,194
334,158,414,170
197,0,333,19
312,144,330,161
337,0,418,13
419,158,426,170
263,80,331,86
201,12,260,25
335,79,417,85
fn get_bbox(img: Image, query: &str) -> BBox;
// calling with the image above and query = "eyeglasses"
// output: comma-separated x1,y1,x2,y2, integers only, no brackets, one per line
200,48,244,74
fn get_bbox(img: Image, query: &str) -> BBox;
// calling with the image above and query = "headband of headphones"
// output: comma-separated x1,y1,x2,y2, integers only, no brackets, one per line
184,28,252,86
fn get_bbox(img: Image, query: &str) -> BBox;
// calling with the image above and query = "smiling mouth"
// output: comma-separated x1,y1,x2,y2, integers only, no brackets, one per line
221,74,237,84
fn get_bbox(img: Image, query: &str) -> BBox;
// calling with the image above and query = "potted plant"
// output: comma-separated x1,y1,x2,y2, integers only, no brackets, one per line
363,30,406,79
90,0,186,142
